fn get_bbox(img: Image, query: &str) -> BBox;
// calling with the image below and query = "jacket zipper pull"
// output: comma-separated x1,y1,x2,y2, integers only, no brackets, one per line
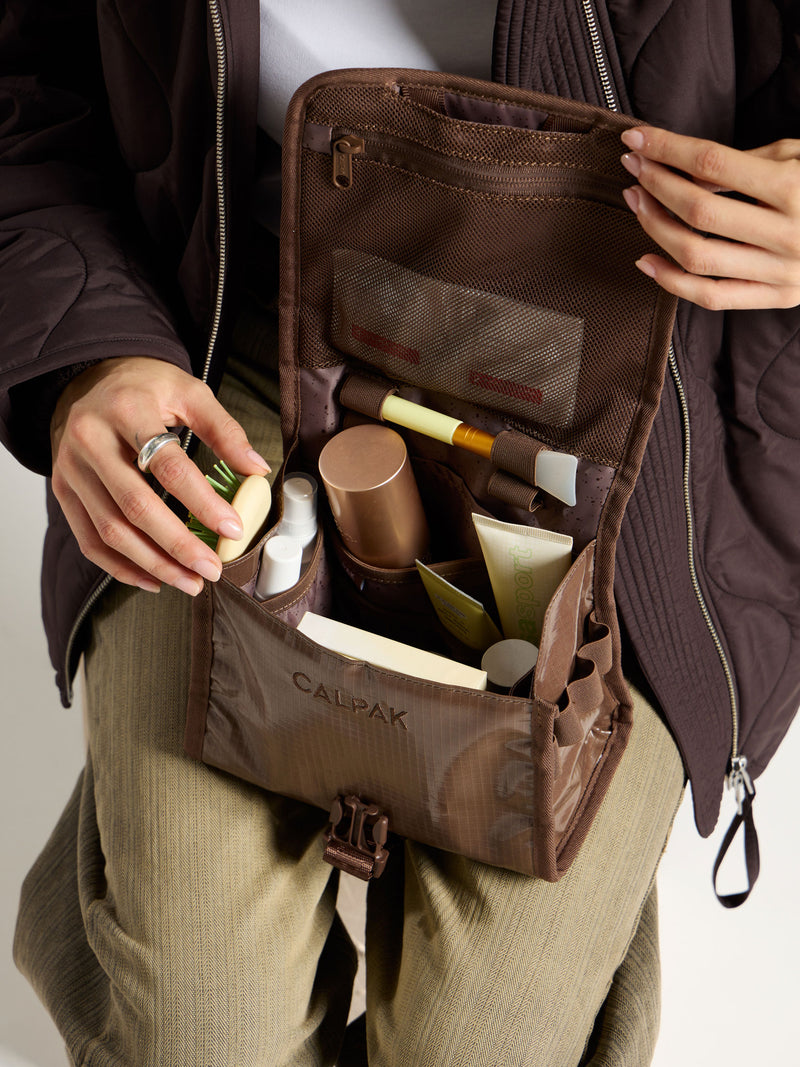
332,135,364,189
712,755,760,908
728,755,754,815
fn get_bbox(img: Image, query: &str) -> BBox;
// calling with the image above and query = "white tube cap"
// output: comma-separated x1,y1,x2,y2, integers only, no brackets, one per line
481,638,539,690
255,534,303,600
278,474,318,550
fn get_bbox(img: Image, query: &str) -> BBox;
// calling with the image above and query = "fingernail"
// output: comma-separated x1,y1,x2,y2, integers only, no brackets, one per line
191,558,222,582
635,257,657,278
620,152,641,177
137,578,162,594
246,448,271,472
622,186,641,213
174,575,204,597
621,128,645,150
218,518,243,539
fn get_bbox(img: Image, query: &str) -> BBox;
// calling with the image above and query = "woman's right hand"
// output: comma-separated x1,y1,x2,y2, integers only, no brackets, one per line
50,356,271,596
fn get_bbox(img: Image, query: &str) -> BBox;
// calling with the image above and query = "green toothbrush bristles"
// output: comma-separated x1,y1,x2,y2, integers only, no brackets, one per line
187,460,242,545
205,460,241,502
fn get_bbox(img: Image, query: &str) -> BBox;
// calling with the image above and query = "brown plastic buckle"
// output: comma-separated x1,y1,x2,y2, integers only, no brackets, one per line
323,795,390,880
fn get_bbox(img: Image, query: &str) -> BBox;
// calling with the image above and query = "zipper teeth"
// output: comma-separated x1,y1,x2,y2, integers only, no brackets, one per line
63,574,113,704
184,0,229,455
669,345,739,757
346,130,625,188
330,133,627,205
63,0,230,701
581,0,619,112
580,1,740,764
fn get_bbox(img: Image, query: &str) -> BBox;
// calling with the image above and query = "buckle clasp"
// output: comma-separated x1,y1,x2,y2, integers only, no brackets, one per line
323,794,390,880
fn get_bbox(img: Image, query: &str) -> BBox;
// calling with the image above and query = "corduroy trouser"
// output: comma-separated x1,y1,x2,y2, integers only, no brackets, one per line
15,311,685,1066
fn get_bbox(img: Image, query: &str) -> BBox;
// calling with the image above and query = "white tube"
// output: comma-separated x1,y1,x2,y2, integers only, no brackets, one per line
472,513,573,645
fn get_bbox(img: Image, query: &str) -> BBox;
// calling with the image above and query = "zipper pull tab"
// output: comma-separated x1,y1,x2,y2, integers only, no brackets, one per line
728,755,754,816
713,755,760,908
332,135,364,189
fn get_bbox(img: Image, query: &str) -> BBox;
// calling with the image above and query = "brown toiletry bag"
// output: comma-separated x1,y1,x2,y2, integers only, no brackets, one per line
185,69,677,881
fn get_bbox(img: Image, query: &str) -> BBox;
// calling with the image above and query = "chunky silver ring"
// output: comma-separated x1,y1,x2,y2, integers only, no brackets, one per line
136,431,181,473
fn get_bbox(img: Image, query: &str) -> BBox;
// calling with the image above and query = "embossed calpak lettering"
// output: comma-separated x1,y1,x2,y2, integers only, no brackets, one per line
292,672,409,730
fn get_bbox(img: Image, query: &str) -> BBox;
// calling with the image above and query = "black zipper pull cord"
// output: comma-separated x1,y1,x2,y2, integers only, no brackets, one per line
713,756,760,908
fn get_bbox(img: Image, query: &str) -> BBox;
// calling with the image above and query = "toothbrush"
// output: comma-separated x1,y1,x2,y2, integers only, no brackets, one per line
187,460,272,563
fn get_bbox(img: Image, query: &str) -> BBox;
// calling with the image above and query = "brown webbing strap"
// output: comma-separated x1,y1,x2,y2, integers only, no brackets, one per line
553,625,612,748
490,429,545,485
339,375,397,420
487,469,540,511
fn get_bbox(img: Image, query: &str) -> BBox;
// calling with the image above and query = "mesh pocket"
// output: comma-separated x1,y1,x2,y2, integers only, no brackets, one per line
331,248,583,429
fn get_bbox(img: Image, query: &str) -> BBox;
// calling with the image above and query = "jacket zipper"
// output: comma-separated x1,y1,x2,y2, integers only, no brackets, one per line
62,573,112,704
667,348,740,761
578,2,745,794
580,0,619,112
62,0,230,705
193,0,229,397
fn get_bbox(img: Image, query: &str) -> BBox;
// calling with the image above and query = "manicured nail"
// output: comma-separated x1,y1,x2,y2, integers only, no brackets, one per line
621,128,645,150
246,449,271,472
191,558,222,582
137,578,162,594
620,152,641,177
635,257,657,278
622,186,641,213
218,518,243,539
174,575,204,597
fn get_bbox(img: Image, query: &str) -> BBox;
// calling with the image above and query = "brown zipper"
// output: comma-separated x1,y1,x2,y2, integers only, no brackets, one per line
331,134,365,188
317,125,627,206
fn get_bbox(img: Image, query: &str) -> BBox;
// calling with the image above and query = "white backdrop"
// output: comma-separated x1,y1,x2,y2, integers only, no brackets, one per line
1,448,798,1066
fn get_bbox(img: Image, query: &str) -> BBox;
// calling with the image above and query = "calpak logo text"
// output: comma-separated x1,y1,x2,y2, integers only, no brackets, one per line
292,672,409,730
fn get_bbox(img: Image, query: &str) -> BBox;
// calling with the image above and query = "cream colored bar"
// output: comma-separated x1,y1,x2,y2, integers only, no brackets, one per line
297,611,488,690
216,474,272,563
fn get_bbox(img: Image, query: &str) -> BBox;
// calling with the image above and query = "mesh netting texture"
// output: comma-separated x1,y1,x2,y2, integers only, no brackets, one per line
294,80,665,468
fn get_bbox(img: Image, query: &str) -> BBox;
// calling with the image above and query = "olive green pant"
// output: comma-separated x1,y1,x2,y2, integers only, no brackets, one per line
15,376,684,1065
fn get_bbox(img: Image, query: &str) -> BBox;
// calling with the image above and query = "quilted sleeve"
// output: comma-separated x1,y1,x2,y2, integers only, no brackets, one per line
0,0,192,475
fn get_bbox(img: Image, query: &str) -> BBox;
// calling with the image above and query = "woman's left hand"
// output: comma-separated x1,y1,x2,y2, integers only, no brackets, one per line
620,126,800,310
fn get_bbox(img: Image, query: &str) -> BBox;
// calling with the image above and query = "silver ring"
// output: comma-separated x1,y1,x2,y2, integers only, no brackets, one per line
136,432,181,473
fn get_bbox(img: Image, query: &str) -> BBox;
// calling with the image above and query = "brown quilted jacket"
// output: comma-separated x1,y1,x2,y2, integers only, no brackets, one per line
0,0,798,842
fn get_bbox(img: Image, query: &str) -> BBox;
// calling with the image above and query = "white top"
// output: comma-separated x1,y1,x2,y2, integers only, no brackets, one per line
258,0,497,143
